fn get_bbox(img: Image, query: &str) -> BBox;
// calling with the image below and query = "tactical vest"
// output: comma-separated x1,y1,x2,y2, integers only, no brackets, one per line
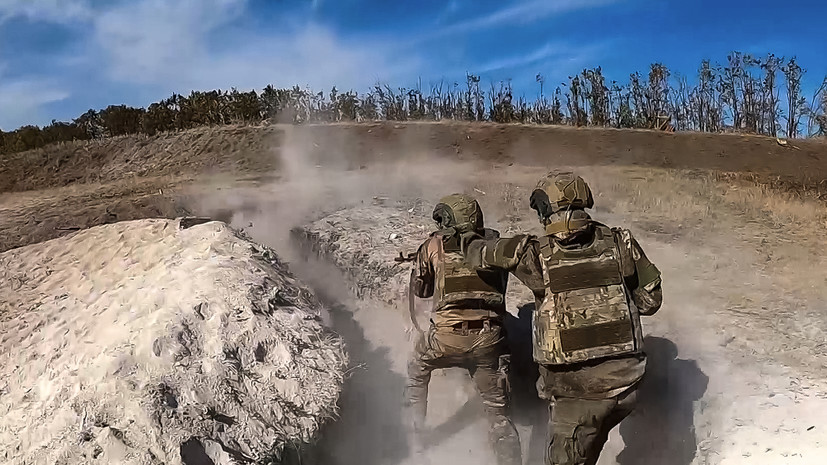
533,224,643,365
432,232,508,327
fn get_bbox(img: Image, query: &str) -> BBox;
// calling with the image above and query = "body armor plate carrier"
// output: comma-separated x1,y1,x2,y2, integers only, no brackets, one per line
433,232,508,326
534,224,643,365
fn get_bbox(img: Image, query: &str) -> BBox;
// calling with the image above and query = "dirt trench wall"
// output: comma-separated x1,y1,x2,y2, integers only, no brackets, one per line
291,203,431,306
0,219,346,465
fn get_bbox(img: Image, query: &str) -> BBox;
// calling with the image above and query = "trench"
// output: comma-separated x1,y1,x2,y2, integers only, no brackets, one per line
195,186,549,464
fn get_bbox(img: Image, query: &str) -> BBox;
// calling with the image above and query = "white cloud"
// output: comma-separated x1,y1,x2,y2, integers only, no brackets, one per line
202,25,421,92
435,0,462,24
0,0,619,129
442,40,609,86
92,0,245,86
0,0,92,23
429,0,620,39
0,0,423,128
474,42,573,74
0,78,69,130
90,0,419,93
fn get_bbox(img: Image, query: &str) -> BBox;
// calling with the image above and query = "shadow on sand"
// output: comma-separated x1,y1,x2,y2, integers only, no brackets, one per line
307,300,411,465
616,336,709,465
287,255,411,465
505,303,550,464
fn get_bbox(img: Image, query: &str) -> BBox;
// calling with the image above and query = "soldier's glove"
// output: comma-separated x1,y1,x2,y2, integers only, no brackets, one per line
633,286,662,316
458,231,482,256
497,354,512,402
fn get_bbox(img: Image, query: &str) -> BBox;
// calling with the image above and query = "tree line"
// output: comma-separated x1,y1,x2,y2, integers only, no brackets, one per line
1,52,825,156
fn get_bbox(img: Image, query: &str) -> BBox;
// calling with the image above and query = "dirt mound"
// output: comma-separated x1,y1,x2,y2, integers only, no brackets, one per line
0,218,346,465
0,178,195,253
292,203,535,316
0,125,281,194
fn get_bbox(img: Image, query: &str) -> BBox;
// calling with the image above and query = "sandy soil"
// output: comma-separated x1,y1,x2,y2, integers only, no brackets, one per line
0,218,345,465
2,122,827,464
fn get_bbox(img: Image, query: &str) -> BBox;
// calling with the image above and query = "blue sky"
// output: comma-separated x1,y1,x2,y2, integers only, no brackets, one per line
0,0,825,130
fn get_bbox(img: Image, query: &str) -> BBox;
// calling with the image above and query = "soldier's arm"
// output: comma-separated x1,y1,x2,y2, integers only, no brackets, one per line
463,235,546,293
411,237,436,298
614,228,663,316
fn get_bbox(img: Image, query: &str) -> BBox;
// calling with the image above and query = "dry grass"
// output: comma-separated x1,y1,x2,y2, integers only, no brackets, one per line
578,166,827,375
0,125,281,194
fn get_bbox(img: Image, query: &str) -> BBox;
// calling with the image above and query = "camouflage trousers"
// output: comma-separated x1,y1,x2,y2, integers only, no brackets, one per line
543,388,637,465
404,323,522,465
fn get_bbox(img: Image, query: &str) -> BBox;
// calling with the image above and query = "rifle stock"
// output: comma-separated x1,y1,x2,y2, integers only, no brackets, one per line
394,251,417,263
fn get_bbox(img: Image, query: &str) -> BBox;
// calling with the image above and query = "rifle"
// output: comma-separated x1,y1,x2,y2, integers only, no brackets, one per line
394,250,424,337
394,251,417,263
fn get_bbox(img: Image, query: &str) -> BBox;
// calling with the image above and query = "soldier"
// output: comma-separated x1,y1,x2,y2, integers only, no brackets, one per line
458,172,663,465
404,193,522,465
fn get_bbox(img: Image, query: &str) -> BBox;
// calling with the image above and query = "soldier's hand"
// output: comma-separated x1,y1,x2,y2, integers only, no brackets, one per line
459,231,481,255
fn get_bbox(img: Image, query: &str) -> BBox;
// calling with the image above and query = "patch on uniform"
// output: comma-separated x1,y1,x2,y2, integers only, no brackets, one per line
559,320,634,353
444,275,501,294
487,235,528,268
548,256,623,293
499,236,523,258
442,235,461,253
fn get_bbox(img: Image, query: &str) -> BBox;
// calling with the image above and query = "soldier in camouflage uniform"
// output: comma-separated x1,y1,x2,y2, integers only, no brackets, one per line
405,193,522,465
458,172,663,465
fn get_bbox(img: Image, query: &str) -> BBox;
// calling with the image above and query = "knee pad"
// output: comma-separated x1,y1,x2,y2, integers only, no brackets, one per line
489,419,522,465
548,422,598,464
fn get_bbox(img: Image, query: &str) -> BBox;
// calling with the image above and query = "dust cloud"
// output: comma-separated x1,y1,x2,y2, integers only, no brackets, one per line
192,125,524,465
187,124,827,465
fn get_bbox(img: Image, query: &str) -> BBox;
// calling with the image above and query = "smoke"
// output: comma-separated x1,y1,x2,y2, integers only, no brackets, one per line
216,124,502,255
173,124,763,465
191,127,712,465
189,123,522,464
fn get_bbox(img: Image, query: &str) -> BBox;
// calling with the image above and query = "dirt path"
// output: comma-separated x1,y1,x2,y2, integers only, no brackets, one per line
184,149,827,464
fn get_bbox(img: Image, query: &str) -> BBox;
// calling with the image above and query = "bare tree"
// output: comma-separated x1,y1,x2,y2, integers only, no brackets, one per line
551,87,565,125
761,54,783,136
583,67,609,126
720,53,744,130
806,76,827,137
671,75,691,131
646,63,671,127
629,72,646,127
740,55,761,133
782,57,807,138
692,60,721,132
565,75,586,126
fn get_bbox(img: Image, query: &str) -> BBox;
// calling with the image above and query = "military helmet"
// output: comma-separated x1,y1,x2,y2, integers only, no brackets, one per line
432,193,484,233
529,171,594,234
